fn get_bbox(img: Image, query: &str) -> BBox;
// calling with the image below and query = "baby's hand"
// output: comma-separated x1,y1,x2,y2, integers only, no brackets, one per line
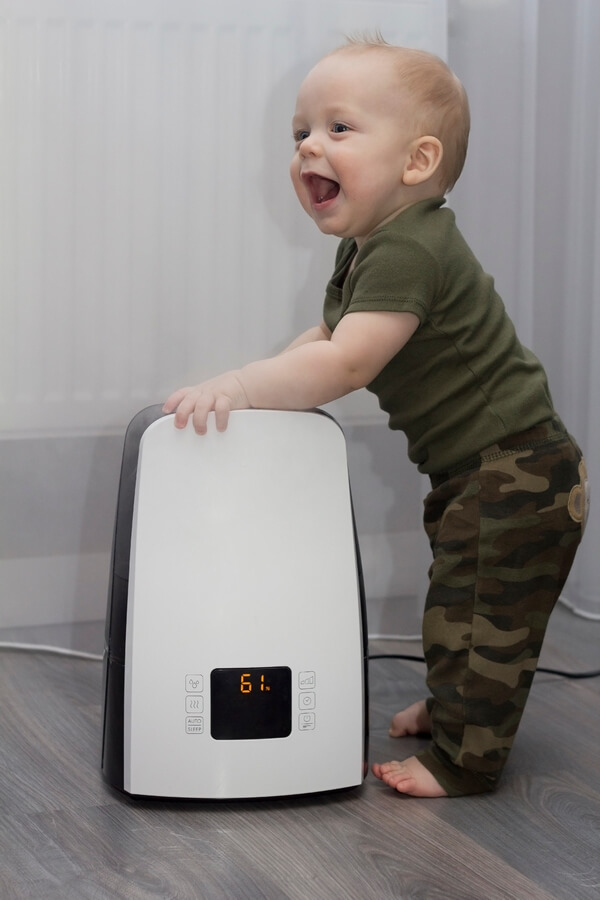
162,371,250,434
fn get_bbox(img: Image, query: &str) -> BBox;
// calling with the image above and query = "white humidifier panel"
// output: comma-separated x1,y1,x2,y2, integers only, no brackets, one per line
124,410,365,799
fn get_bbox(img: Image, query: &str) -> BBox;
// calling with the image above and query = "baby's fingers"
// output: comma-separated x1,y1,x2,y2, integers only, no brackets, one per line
214,395,233,432
163,387,208,431
163,387,191,418
190,395,213,435
163,371,246,434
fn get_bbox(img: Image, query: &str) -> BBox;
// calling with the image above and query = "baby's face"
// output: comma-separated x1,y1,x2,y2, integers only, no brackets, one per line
290,51,419,246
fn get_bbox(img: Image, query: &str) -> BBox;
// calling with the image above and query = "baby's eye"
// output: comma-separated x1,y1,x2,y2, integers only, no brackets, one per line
331,123,350,134
293,129,310,143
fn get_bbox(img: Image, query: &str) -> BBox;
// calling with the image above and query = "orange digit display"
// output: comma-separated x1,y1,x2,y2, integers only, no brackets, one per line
211,667,292,740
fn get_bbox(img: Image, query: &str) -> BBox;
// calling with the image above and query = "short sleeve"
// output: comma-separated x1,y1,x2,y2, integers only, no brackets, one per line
344,228,442,324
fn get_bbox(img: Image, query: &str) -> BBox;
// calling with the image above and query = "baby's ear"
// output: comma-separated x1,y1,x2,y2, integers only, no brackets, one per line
402,136,443,186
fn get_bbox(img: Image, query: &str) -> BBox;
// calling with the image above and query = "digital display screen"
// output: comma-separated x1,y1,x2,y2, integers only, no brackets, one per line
210,667,292,740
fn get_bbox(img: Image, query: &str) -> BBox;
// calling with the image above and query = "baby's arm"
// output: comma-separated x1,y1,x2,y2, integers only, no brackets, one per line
279,321,332,352
163,310,419,434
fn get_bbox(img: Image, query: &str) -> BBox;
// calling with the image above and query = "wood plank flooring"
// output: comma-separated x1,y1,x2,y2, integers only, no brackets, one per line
0,604,599,900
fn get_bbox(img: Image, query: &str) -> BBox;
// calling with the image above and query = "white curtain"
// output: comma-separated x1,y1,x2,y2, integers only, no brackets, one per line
1,0,598,630
0,0,446,629
447,0,600,618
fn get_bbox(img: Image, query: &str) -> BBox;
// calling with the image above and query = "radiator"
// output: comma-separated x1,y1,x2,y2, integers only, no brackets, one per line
0,0,446,435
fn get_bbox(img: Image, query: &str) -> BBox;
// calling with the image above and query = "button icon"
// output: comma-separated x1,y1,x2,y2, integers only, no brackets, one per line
299,692,315,710
185,716,204,734
299,671,316,689
299,712,316,731
185,695,204,713
185,674,203,692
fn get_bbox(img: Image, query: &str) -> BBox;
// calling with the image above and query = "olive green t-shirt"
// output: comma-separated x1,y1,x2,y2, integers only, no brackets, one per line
323,197,555,474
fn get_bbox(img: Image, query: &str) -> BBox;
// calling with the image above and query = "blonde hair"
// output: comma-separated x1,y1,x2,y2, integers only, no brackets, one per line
333,36,470,193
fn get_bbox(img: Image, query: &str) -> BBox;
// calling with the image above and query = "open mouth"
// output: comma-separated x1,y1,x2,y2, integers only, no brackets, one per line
304,174,340,206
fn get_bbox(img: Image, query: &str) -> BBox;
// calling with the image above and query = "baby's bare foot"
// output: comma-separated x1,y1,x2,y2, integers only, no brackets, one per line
389,699,432,738
372,756,448,798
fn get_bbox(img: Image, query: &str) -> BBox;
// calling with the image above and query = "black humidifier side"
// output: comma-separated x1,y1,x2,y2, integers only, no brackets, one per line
101,405,165,790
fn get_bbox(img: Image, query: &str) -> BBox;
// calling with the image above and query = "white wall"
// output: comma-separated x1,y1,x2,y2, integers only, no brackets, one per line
2,0,597,635
0,0,445,633
447,0,600,618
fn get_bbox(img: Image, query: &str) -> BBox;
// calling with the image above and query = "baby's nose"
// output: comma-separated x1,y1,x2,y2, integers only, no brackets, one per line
299,133,322,158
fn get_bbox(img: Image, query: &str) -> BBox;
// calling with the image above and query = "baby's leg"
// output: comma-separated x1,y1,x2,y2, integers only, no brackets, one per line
374,430,586,798
388,699,431,737
371,701,446,796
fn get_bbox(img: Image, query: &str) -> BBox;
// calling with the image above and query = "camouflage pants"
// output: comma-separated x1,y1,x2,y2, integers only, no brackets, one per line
417,418,588,795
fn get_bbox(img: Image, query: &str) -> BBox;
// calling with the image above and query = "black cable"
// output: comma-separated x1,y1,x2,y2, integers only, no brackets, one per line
368,653,600,679
533,666,600,679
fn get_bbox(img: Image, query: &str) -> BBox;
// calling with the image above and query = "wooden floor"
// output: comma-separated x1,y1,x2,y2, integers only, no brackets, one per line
1,604,599,900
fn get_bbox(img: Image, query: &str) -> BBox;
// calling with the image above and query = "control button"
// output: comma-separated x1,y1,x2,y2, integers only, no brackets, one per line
298,671,316,690
185,674,203,693
185,716,204,734
299,712,316,731
185,695,204,713
299,692,316,710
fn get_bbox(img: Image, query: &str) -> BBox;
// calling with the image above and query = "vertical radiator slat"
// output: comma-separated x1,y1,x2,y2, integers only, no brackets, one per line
0,1,446,434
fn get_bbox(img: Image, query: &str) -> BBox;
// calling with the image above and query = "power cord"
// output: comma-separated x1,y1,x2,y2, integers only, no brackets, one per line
368,653,600,679
0,642,103,661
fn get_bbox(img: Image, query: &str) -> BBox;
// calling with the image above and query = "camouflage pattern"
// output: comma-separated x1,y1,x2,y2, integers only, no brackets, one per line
416,419,588,796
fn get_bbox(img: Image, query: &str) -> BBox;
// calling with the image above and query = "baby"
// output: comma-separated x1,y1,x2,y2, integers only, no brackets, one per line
164,38,587,797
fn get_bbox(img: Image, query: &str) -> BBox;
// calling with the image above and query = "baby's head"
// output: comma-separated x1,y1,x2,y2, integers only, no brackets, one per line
291,37,470,244
329,37,470,194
